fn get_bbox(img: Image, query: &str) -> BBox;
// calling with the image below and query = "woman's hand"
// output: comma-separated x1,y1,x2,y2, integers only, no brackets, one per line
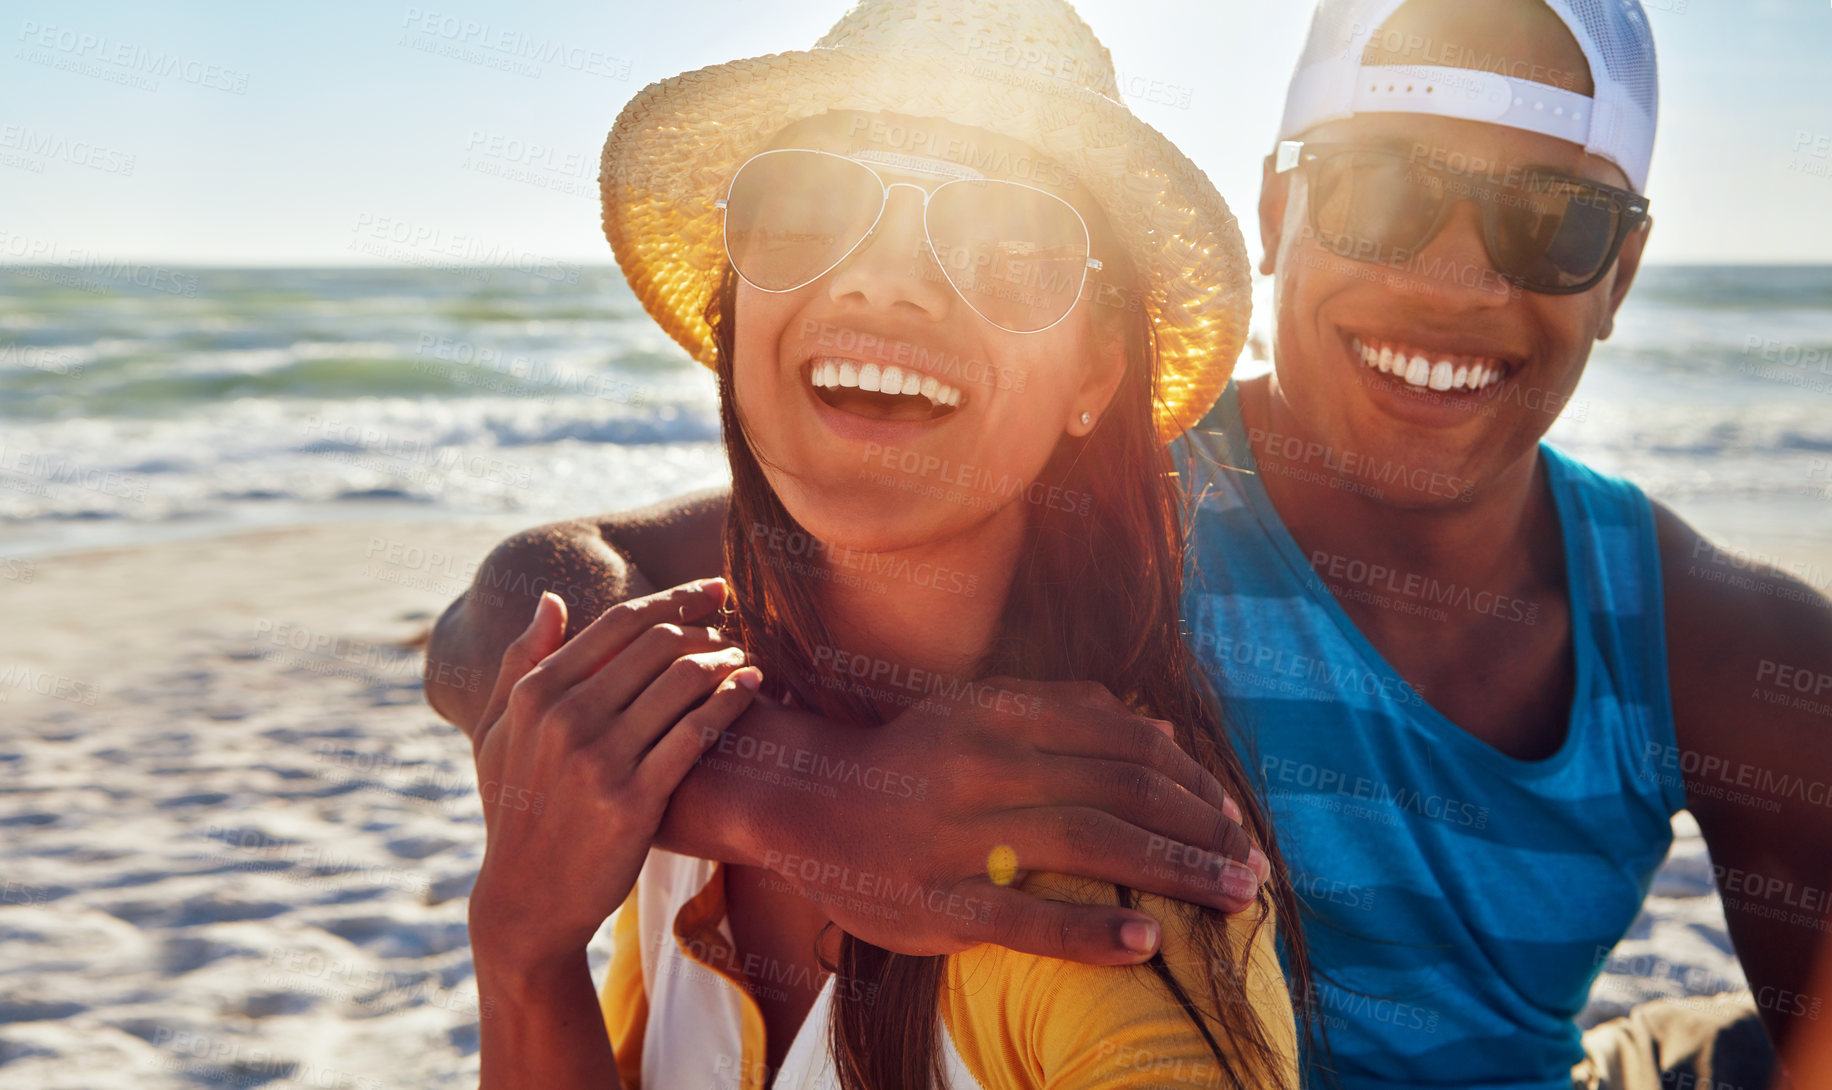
466,580,761,971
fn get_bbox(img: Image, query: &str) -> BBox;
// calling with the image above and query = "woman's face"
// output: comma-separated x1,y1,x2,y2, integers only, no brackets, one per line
730,110,1125,555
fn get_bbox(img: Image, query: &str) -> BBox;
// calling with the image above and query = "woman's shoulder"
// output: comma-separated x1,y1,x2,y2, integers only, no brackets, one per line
938,872,1297,1088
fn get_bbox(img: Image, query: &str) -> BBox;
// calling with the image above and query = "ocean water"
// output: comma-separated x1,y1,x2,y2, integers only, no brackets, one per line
2,264,1829,565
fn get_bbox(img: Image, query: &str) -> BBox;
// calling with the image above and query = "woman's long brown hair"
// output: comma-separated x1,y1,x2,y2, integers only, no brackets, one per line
707,205,1315,1087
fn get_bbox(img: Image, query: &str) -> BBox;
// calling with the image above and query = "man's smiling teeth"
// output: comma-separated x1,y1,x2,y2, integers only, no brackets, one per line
1350,336,1507,393
810,357,962,407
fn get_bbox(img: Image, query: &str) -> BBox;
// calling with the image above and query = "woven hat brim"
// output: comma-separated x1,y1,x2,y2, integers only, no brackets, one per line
602,43,1251,441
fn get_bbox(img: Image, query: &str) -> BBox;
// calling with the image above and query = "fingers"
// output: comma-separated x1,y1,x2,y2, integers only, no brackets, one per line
473,591,568,757
632,666,763,794
1029,699,1244,832
999,805,1262,914
573,645,749,763
572,622,736,715
1009,754,1259,875
959,883,1167,965
527,578,731,693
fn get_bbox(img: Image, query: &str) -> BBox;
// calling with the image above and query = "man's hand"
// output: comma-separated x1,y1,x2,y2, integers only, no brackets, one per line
736,677,1268,964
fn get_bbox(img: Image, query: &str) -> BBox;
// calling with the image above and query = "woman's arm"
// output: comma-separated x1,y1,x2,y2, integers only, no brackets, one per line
467,587,760,1089
473,950,622,1089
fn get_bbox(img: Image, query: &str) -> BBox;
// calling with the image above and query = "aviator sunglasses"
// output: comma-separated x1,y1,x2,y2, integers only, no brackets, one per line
716,148,1103,334
1276,140,1651,295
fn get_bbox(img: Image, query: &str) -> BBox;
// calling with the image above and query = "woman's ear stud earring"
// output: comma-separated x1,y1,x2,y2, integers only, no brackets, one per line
1080,411,1093,427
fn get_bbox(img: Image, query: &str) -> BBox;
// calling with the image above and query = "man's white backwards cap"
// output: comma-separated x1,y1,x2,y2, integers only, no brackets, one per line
1278,0,1659,191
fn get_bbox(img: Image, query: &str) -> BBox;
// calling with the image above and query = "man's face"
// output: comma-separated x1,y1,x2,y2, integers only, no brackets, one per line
1260,111,1648,505
1257,1,1651,507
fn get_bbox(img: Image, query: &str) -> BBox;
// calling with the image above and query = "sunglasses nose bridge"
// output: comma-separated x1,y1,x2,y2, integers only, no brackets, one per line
823,181,953,319
847,182,934,264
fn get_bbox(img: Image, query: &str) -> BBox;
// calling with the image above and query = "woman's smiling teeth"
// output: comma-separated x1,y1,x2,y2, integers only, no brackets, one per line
1351,335,1508,393
809,356,963,418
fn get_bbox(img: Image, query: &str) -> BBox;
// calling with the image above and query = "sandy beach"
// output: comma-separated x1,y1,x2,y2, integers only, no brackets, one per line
0,519,1823,1086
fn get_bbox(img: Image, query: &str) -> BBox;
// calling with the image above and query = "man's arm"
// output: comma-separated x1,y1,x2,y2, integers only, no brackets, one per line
425,489,1267,964
423,488,729,732
1659,503,1832,1054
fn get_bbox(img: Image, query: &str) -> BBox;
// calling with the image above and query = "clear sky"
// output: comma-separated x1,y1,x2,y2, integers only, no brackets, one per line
5,0,1829,266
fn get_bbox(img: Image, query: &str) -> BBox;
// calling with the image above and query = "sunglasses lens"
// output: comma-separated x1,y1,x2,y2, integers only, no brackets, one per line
723,151,882,290
1312,151,1445,262
926,180,1091,333
1487,173,1620,292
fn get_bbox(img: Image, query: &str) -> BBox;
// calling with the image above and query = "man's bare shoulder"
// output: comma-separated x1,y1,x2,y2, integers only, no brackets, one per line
475,488,729,593
1653,500,1832,746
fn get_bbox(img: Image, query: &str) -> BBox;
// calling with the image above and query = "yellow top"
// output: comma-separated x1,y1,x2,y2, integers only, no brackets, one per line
601,850,1297,1089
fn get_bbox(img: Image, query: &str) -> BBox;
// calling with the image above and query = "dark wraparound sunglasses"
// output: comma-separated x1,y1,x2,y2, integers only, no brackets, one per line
1275,140,1651,296
716,148,1103,334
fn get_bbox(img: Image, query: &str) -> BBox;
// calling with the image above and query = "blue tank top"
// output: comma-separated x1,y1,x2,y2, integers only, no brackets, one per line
1174,385,1686,1090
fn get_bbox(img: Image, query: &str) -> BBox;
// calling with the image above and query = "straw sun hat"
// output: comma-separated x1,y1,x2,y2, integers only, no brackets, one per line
600,0,1250,440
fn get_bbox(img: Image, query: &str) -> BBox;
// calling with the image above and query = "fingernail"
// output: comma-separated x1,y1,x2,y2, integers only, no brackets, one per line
1223,793,1244,824
734,669,761,691
1119,918,1158,955
1246,847,1270,883
1220,861,1260,901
